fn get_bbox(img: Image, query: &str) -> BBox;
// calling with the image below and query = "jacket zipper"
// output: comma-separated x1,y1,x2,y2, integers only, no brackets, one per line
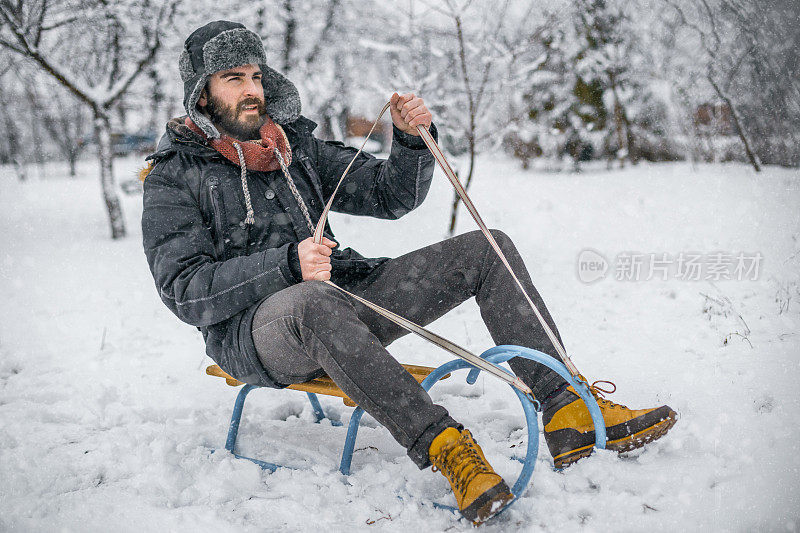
297,150,325,202
208,179,228,260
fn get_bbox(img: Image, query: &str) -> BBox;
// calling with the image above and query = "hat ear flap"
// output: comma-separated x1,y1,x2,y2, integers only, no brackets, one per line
179,50,195,83
185,76,220,139
260,64,301,125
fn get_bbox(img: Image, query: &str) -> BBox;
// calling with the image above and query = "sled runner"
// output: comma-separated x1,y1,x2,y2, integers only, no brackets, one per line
207,345,606,518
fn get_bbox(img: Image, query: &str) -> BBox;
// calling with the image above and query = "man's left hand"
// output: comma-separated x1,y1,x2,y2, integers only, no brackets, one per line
390,92,432,136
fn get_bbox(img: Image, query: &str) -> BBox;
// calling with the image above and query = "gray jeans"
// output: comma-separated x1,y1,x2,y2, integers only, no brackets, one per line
251,230,567,468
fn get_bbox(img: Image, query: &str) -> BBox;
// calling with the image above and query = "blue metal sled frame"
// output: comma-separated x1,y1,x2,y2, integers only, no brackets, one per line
221,345,606,508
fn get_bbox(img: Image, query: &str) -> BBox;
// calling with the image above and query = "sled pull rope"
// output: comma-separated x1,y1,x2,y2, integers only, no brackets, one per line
312,100,576,389
414,124,579,377
313,101,391,244
323,280,531,394
309,103,528,392
305,104,529,392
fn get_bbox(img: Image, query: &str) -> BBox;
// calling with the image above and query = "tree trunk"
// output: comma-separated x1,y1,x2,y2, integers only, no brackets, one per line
147,67,163,134
707,75,760,172
447,14,481,236
447,136,476,236
613,99,626,168
94,113,126,239
3,111,25,181
12,158,27,182
68,150,77,177
609,76,627,168
282,0,296,73
29,104,46,180
609,75,636,166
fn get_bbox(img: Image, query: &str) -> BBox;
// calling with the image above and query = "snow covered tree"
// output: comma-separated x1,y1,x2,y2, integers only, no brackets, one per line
509,0,674,170
719,0,799,167
509,24,583,170
240,0,372,141
368,0,551,234
19,69,91,177
658,0,800,169
660,0,761,171
0,0,180,238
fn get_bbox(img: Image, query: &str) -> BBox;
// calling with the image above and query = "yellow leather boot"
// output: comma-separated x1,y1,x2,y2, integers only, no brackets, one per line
429,427,514,525
543,378,678,468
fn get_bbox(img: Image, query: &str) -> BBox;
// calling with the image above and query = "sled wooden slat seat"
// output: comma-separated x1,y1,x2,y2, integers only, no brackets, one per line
205,361,456,475
205,363,450,407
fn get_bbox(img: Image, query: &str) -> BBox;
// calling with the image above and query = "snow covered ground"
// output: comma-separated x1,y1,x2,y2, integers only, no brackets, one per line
1,154,798,532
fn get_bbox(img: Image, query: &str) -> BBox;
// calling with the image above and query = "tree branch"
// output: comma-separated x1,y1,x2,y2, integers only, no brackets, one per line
707,74,760,171
33,0,47,47
723,43,754,89
102,0,177,108
0,37,25,53
40,14,80,32
304,0,340,66
473,0,508,113
454,14,473,119
662,0,716,59
699,0,721,50
0,3,97,111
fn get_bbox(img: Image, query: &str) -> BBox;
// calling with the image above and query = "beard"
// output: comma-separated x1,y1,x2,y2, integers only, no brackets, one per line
204,93,267,141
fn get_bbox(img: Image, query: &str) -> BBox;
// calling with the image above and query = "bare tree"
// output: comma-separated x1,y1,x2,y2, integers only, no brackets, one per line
0,59,27,180
281,0,296,73
662,0,761,171
40,99,90,178
0,0,179,238
443,1,489,234
145,65,165,135
416,0,548,234
253,0,345,139
17,68,90,177
725,0,800,167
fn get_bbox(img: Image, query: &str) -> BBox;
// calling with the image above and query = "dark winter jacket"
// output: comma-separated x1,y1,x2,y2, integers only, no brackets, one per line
141,116,437,387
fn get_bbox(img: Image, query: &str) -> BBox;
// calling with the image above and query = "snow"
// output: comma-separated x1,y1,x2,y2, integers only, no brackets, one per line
1,156,799,532
357,39,408,54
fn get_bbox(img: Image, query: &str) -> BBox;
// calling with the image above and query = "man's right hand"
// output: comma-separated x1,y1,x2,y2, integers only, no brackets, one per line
297,236,337,281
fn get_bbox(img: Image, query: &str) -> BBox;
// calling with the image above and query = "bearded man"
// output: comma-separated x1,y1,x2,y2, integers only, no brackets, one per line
141,20,677,524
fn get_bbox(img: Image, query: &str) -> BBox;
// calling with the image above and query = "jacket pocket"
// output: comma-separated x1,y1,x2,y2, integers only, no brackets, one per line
207,177,229,260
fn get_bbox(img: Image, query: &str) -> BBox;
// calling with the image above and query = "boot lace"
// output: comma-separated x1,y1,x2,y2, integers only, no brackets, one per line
579,375,628,410
430,431,492,494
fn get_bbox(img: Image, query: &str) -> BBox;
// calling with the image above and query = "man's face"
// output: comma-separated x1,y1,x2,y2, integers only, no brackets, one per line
198,64,266,140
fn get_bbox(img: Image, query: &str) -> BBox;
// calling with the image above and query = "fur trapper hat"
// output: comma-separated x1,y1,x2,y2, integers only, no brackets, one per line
179,20,301,138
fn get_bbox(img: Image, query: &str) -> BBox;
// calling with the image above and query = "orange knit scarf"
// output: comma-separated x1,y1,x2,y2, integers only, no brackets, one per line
185,115,292,171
